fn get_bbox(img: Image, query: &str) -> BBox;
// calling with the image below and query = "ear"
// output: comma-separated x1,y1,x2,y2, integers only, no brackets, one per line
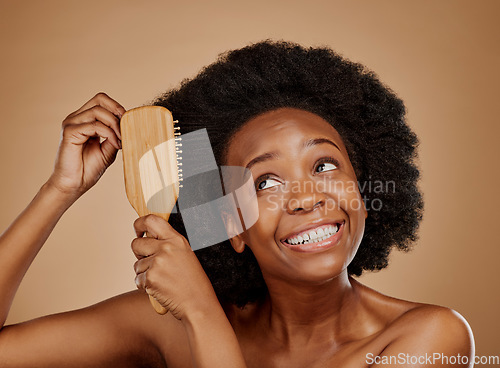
221,211,246,253
229,233,246,254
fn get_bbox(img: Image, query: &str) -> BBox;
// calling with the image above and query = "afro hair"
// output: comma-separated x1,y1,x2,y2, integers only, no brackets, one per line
153,40,424,307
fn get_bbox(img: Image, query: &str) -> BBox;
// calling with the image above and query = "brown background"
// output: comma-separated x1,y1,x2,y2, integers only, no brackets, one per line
1,0,499,363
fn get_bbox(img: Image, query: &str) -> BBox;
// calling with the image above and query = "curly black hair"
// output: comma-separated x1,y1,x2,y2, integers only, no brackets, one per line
153,40,424,307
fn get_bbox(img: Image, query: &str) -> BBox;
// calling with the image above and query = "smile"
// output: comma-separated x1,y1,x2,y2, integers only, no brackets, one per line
280,221,345,252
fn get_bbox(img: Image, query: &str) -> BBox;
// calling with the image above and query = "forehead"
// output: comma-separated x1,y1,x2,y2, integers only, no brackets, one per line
225,107,347,165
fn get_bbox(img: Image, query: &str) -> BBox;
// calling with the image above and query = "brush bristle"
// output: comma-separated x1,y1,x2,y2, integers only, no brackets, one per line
174,120,183,188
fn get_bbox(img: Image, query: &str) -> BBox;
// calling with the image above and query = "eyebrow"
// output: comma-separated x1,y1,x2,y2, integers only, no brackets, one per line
245,152,279,170
303,138,341,152
244,138,342,170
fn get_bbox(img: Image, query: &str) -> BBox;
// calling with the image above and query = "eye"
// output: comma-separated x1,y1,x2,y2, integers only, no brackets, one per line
315,158,339,173
256,175,282,191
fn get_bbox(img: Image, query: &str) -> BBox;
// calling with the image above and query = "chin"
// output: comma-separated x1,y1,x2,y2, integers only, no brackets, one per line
285,258,350,285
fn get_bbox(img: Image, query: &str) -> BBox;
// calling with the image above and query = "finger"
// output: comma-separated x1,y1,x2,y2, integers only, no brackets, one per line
135,272,161,302
135,271,148,290
135,268,160,293
63,121,121,150
68,105,122,140
99,138,119,166
68,92,126,119
133,215,179,240
131,236,159,259
134,257,153,275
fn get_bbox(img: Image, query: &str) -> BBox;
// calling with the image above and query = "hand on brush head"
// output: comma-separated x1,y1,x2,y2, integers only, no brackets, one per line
132,214,219,321
47,92,126,200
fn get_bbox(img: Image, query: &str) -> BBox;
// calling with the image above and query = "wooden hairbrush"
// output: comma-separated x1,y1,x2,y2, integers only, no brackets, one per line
121,106,182,314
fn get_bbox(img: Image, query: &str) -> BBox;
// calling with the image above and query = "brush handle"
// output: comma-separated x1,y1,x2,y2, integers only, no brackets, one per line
149,295,167,314
121,106,180,316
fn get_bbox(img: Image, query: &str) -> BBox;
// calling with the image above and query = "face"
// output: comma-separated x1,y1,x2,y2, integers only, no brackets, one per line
225,108,367,284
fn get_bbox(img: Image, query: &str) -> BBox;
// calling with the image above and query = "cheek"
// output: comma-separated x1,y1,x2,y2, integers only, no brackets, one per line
342,186,366,218
343,185,366,227
322,178,365,211
324,179,366,253
242,193,283,246
339,185,367,265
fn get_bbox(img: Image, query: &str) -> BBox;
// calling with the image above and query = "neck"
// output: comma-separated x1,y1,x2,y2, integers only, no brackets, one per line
261,272,361,346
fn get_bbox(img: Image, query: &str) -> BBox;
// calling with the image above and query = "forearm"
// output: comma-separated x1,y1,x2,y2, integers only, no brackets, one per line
0,182,75,327
183,305,247,368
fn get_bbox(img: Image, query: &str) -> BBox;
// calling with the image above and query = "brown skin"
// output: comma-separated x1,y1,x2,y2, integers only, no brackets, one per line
0,95,473,367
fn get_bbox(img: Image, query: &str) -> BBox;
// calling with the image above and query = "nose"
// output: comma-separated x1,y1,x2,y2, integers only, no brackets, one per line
285,184,326,214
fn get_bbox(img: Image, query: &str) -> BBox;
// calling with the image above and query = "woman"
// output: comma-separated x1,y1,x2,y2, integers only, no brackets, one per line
0,41,473,367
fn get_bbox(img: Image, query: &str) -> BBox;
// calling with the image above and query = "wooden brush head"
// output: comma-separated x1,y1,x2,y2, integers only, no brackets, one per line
121,106,181,221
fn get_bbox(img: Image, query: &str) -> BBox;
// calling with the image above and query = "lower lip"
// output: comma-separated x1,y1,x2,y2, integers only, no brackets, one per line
281,222,345,253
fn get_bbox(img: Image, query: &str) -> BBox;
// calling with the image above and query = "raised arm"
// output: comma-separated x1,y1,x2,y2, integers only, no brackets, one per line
0,93,165,367
0,92,124,327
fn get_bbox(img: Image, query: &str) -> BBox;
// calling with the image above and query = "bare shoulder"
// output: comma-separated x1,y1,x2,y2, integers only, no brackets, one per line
370,305,475,367
391,304,474,350
393,303,472,332
353,280,475,367
353,278,473,340
0,290,190,368
98,289,191,368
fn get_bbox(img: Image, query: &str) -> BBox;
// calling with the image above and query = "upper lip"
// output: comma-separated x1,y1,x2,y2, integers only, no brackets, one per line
279,218,345,242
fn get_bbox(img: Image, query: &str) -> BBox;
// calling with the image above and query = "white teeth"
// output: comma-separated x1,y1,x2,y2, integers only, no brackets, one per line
285,223,341,245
